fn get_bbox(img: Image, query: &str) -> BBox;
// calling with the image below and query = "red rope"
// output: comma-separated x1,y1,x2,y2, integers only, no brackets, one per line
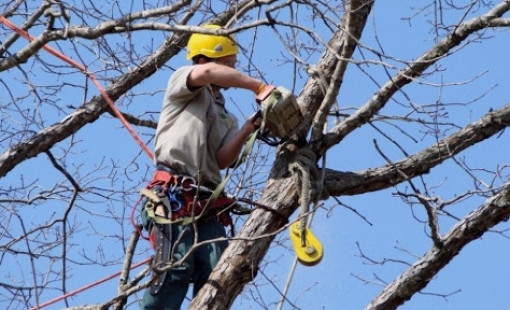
0,16,155,161
27,258,151,310
1,16,154,308
130,195,150,240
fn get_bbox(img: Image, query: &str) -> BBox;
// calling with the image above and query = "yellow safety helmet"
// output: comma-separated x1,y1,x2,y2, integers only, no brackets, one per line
186,24,239,60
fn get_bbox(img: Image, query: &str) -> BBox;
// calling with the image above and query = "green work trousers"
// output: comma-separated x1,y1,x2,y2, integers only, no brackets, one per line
141,219,228,310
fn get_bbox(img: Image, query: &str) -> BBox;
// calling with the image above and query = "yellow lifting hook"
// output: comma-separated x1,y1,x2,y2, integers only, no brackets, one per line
289,221,323,266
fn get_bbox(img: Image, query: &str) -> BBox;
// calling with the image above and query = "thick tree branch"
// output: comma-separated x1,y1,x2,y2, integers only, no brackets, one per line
309,0,375,141
323,0,510,151
366,180,510,310
300,0,374,143
0,29,184,179
323,102,510,196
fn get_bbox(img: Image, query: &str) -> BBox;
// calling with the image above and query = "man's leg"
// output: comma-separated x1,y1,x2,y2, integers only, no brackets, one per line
192,219,228,296
142,225,194,309
141,268,190,310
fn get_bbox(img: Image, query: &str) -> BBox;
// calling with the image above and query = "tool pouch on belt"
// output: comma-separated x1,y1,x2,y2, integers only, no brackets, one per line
140,185,172,233
139,175,175,294
150,223,172,295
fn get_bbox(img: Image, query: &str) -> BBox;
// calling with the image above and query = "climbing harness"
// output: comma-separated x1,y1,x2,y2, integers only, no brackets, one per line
139,161,289,294
140,165,243,293
139,165,287,234
140,166,238,228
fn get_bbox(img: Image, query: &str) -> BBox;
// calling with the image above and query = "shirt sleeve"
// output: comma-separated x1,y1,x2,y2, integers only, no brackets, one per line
166,66,205,102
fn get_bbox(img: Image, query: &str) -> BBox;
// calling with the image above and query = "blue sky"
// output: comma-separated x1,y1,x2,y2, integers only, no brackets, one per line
2,1,510,310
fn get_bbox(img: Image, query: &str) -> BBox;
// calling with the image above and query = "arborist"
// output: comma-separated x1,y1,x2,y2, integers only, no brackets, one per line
140,24,276,310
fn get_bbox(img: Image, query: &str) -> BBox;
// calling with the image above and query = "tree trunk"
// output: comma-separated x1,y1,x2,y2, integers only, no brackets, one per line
189,174,298,309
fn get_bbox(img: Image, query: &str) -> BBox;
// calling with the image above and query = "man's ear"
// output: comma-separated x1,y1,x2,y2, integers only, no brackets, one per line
195,56,210,64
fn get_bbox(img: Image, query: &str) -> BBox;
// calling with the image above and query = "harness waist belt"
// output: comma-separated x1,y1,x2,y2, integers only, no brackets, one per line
145,167,235,225
155,164,217,190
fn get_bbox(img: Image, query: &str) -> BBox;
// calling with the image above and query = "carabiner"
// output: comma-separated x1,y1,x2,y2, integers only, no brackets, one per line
180,176,196,191
167,187,183,212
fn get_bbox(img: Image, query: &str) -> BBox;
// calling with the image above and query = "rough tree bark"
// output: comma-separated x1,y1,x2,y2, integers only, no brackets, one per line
189,1,376,308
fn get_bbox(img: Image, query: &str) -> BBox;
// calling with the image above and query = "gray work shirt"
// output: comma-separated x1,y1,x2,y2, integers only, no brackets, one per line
154,65,239,186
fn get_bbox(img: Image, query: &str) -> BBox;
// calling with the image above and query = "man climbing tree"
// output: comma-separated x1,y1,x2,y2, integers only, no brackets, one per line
139,24,275,309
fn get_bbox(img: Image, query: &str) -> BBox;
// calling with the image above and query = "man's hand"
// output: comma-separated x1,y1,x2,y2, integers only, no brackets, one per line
242,111,262,134
251,110,263,129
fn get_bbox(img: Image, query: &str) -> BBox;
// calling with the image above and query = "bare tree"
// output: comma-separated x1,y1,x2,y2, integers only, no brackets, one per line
1,1,509,310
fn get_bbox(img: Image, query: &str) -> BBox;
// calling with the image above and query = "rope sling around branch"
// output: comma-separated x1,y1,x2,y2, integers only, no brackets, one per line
277,147,326,310
288,148,324,266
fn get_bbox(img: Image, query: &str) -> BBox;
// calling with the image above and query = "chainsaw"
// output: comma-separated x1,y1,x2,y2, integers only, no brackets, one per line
255,86,303,146
255,86,323,266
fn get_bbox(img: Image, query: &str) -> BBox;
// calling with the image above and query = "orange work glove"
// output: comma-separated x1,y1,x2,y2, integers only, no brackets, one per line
255,84,276,104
